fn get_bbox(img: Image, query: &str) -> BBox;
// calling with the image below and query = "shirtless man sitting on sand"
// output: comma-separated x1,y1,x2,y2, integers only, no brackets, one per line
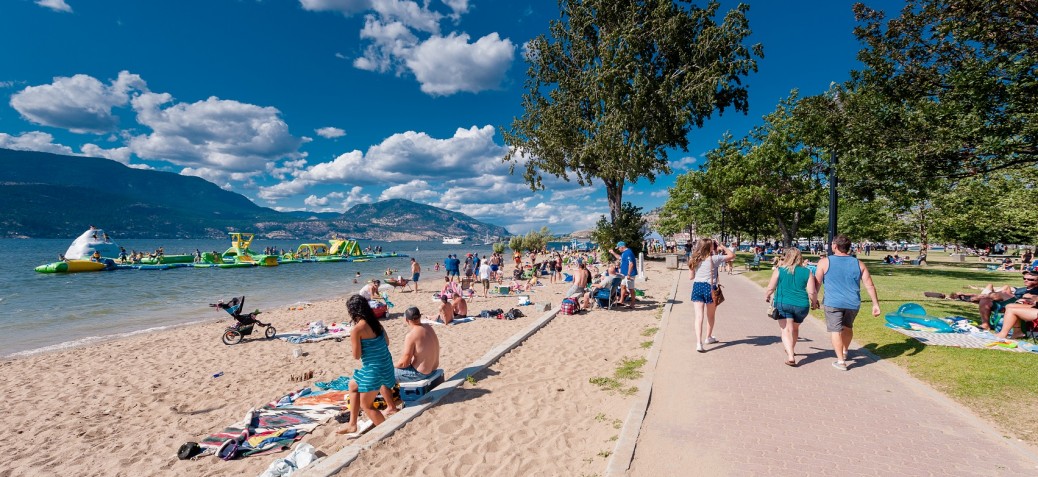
565,260,592,308
436,295,455,325
395,307,441,382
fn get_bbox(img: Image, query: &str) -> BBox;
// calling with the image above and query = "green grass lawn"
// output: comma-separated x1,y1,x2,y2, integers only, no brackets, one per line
740,251,1038,444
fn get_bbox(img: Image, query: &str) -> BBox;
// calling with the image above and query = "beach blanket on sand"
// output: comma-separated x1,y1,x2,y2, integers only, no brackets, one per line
278,329,350,344
199,388,349,458
888,327,1038,353
421,317,476,326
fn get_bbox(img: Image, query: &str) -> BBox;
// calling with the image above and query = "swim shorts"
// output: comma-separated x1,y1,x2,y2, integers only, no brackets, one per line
412,272,420,282
824,306,859,332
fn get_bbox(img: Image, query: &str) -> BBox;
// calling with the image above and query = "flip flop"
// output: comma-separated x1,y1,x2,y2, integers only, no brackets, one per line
784,360,797,367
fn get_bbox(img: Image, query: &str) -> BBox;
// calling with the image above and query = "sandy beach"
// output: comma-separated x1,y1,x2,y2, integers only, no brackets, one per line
1,260,673,477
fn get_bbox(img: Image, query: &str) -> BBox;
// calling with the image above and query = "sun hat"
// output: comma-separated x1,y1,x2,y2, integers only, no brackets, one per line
405,306,422,320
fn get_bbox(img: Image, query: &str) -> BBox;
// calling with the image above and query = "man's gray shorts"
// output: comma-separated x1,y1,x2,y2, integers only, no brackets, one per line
824,306,859,332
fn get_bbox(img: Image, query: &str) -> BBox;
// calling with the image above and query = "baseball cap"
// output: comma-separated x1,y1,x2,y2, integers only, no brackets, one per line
616,241,626,248
1023,270,1038,276
405,306,422,320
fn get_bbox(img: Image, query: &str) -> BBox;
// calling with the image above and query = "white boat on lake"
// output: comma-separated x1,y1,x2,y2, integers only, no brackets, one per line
442,236,464,245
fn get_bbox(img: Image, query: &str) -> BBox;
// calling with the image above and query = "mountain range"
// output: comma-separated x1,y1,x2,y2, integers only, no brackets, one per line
0,148,510,240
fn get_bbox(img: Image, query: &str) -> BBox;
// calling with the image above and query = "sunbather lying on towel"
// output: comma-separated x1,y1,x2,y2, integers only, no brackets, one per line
924,270,1038,330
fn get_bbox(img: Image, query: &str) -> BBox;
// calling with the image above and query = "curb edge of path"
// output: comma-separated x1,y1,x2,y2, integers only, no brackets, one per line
604,269,683,476
299,304,562,477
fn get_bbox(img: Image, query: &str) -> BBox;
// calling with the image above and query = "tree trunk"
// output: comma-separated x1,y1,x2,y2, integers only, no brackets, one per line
603,178,625,224
776,217,792,247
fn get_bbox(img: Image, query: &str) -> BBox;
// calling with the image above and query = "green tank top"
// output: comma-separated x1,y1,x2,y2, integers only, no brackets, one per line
776,266,810,307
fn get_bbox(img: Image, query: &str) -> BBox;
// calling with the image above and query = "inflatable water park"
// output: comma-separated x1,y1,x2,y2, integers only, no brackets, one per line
34,228,406,274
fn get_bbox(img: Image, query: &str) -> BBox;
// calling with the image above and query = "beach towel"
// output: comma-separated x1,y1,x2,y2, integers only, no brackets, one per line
887,326,1038,353
314,375,351,390
198,389,349,459
421,316,475,326
278,329,350,344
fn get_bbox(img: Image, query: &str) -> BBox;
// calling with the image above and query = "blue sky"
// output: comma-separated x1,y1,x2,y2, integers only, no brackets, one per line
0,0,898,233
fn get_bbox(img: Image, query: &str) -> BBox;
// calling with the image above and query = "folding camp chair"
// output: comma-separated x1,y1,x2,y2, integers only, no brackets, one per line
593,276,623,310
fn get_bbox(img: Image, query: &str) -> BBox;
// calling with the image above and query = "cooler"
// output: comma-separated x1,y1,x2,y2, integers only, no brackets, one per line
399,369,445,402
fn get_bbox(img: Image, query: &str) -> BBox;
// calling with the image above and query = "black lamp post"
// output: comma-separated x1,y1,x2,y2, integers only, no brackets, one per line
826,84,843,256
827,149,838,255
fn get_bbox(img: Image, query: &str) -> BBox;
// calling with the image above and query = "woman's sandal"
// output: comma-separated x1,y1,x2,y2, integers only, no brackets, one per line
784,359,797,367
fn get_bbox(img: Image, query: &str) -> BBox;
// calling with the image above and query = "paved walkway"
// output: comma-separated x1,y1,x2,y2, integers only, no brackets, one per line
628,272,1038,476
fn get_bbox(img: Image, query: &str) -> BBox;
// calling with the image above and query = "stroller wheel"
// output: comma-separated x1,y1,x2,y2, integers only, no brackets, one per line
222,329,243,345
264,326,277,339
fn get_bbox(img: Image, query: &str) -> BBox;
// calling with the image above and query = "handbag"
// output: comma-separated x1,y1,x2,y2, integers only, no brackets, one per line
711,269,725,306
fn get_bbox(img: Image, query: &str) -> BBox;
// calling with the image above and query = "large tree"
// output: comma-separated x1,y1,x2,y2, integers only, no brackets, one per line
503,0,762,223
846,0,1038,184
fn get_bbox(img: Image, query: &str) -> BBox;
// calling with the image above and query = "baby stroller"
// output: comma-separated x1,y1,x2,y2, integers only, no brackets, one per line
211,296,276,345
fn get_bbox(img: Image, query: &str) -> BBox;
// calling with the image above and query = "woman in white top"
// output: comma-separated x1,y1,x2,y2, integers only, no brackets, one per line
688,239,736,352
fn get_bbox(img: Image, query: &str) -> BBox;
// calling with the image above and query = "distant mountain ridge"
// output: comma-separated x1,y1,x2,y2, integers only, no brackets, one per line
0,148,510,240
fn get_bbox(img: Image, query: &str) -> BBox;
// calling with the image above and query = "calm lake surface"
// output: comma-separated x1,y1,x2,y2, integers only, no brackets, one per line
0,238,496,357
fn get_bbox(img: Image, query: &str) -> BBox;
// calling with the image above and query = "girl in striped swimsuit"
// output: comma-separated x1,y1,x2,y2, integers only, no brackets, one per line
337,295,399,435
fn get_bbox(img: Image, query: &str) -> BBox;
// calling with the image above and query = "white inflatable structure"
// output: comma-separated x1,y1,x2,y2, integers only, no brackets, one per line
65,227,122,259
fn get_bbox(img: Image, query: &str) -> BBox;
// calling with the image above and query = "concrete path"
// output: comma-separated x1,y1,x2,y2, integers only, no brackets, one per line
627,272,1038,476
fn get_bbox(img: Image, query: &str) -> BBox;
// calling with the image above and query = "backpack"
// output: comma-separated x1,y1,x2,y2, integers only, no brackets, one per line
560,299,577,315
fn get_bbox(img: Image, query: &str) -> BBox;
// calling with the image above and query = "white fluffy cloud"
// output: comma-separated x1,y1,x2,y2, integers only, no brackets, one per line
315,127,346,139
127,92,304,171
407,33,515,95
36,0,72,13
354,17,418,73
258,125,507,200
303,0,514,95
0,131,74,155
378,179,439,201
80,143,132,163
181,167,262,190
10,71,146,133
341,186,372,209
441,0,468,19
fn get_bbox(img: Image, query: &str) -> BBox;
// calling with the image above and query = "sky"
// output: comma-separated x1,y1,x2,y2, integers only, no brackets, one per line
0,0,900,234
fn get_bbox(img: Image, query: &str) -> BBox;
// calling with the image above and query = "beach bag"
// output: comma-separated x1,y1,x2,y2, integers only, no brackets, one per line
177,442,201,460
560,299,577,315
711,283,725,306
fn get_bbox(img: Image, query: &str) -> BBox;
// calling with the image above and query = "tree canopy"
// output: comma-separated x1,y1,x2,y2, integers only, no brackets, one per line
503,0,762,224
841,0,1038,187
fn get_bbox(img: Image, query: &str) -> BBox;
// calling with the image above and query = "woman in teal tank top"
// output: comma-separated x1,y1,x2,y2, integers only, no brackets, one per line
764,248,817,367
337,295,399,436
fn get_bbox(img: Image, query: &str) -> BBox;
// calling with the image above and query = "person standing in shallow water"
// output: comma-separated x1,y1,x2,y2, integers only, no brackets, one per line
812,234,881,371
410,258,421,293
688,239,735,352
765,247,817,367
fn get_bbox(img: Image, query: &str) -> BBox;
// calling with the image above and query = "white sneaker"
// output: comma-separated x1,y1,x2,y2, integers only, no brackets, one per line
704,336,719,345
696,343,705,353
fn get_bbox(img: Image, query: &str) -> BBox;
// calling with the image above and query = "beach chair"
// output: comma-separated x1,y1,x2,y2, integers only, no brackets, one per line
745,256,761,271
593,276,624,310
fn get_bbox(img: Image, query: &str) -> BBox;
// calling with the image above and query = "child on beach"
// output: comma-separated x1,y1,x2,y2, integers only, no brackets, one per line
337,295,399,436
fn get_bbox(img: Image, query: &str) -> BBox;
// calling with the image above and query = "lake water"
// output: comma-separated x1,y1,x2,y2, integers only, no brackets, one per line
0,238,497,357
